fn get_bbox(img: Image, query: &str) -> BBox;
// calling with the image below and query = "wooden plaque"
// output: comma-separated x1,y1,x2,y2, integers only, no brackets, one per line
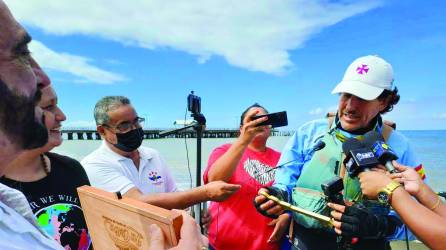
77,185,182,250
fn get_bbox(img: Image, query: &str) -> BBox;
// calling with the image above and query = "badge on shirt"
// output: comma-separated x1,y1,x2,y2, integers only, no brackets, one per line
148,171,163,185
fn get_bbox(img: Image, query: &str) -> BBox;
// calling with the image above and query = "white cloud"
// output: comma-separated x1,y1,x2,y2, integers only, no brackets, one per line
6,0,382,74
326,105,338,113
309,107,323,115
29,40,126,84
309,105,337,116
434,113,446,119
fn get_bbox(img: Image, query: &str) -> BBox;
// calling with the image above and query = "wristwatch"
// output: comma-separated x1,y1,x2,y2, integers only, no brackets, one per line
377,181,401,205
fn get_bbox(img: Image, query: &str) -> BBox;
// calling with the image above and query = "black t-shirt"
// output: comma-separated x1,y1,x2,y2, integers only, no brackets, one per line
0,152,92,250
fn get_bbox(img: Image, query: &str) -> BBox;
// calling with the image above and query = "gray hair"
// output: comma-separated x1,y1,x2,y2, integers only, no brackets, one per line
94,96,130,125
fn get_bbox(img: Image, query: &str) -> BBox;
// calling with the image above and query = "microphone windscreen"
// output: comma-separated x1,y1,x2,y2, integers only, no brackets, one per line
313,140,326,151
342,137,363,154
362,131,383,148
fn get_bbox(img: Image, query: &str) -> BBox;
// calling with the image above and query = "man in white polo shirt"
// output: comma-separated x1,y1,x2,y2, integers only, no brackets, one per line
82,96,240,209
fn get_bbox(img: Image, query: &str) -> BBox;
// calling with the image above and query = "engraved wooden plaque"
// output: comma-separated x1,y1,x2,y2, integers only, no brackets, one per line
77,185,182,250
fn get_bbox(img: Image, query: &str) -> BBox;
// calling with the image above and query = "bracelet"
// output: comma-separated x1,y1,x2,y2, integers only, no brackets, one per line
429,196,441,211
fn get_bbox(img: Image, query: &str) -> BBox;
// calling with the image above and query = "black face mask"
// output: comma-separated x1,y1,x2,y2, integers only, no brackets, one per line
113,127,144,152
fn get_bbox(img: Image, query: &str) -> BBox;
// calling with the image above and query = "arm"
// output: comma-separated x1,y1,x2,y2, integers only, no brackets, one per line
83,158,240,209
272,131,303,198
385,135,423,240
273,119,325,198
207,108,268,182
254,133,302,217
124,181,241,210
339,169,446,249
391,161,446,218
254,120,325,217
390,187,446,250
267,213,291,243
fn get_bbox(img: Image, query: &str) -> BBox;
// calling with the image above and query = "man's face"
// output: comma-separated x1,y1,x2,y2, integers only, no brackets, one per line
101,104,140,144
338,93,387,132
0,1,50,151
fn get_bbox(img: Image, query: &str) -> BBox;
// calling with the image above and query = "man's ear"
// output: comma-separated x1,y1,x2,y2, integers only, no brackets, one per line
378,97,390,112
97,125,106,138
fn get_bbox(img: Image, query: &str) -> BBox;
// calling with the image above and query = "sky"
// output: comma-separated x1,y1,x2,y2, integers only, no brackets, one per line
5,0,446,130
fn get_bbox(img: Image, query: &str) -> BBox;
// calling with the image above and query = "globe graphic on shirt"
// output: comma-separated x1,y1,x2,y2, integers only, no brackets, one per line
35,203,91,250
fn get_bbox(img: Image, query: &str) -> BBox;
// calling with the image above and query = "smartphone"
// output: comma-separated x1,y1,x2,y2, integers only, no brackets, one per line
187,91,201,114
253,111,288,128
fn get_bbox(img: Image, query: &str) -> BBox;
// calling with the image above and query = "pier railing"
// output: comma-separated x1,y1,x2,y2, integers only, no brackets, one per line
61,128,294,140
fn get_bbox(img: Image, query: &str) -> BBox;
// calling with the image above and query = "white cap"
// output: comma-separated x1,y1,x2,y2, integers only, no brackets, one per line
331,55,394,100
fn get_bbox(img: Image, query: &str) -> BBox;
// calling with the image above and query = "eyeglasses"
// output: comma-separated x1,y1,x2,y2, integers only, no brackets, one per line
103,117,145,133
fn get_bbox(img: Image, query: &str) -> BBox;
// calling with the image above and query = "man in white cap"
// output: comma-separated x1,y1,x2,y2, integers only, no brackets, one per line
254,55,423,249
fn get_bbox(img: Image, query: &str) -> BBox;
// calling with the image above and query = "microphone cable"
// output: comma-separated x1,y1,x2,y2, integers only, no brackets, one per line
253,141,325,182
183,106,192,190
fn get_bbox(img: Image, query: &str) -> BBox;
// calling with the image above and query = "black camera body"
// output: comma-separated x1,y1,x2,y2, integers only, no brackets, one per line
321,176,345,205
187,91,201,115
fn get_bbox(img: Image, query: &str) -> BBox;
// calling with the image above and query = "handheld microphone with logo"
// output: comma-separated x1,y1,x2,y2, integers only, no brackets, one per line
342,137,380,178
363,131,398,173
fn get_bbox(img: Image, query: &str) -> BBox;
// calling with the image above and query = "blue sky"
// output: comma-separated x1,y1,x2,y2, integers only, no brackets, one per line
6,0,446,130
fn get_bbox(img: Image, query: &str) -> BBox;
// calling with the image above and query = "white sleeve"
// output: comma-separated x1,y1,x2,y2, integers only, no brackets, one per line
81,159,135,195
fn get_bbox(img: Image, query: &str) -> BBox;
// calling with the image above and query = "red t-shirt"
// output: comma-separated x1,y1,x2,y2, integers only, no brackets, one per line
204,144,281,250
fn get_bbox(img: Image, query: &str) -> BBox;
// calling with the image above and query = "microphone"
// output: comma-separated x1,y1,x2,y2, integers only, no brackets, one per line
256,140,326,178
362,131,398,173
310,140,326,154
342,137,380,178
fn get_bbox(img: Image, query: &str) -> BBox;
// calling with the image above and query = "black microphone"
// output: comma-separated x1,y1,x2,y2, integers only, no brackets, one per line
342,137,380,177
311,140,326,154
363,131,398,173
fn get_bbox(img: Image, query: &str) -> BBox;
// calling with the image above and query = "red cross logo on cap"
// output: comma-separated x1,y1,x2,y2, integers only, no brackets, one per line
356,64,369,74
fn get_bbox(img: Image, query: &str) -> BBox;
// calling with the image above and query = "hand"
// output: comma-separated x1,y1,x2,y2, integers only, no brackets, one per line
267,213,291,243
390,161,424,196
201,209,211,232
239,108,270,145
358,171,393,199
328,203,390,238
204,181,241,202
149,210,208,250
253,188,285,218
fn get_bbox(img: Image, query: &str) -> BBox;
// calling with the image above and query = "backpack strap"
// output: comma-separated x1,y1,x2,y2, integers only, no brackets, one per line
381,123,393,142
326,112,336,131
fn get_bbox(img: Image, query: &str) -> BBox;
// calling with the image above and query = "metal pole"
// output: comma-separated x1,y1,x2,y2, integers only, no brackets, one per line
195,124,203,231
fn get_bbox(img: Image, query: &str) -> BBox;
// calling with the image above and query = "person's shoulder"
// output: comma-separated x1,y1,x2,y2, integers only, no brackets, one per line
139,146,162,158
387,130,415,158
81,146,113,165
46,152,89,180
217,143,232,150
301,118,328,129
266,146,281,155
294,118,328,139
209,143,231,154
387,130,410,147
47,152,82,168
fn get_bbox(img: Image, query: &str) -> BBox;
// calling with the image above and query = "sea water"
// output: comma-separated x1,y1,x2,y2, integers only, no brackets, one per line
54,131,445,193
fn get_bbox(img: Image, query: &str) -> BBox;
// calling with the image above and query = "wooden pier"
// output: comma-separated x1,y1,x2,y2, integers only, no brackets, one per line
61,128,293,140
